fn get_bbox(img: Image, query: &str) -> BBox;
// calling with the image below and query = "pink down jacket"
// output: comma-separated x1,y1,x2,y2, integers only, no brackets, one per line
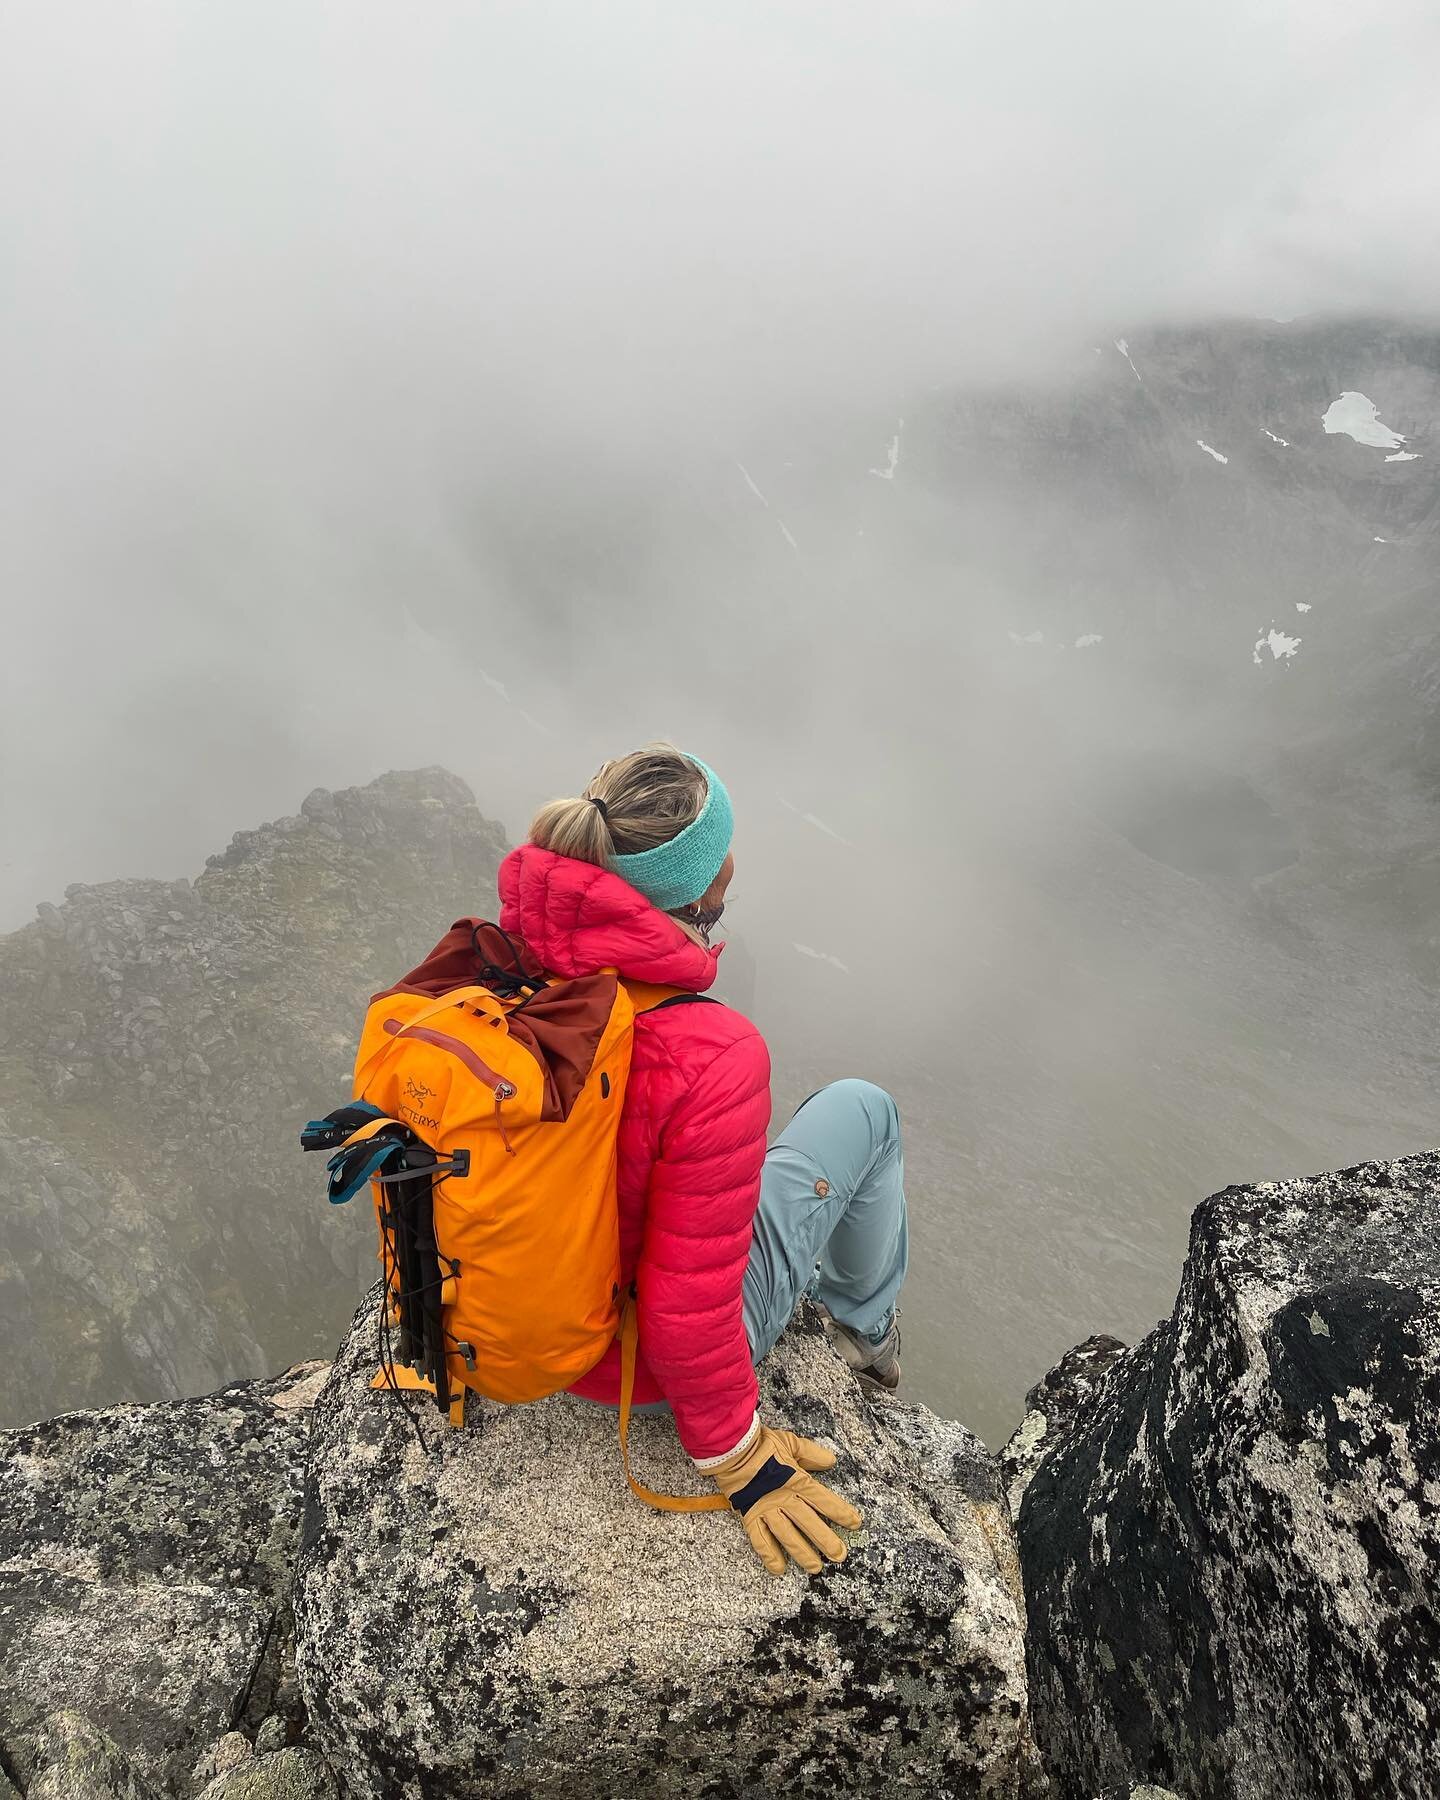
498,844,771,1462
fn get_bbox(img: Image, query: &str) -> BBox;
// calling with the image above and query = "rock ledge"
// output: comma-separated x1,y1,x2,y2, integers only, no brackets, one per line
294,1289,1040,1799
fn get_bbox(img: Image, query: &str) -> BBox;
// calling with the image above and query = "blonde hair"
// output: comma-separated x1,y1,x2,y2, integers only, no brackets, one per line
529,743,708,868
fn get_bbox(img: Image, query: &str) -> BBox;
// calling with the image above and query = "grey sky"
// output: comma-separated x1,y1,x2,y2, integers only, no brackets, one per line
4,2,1439,419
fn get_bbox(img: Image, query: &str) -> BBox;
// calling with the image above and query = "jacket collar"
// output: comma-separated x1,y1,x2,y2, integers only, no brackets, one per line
497,845,720,991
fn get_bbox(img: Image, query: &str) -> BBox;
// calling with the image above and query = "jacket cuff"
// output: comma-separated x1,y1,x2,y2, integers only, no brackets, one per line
691,1411,760,1471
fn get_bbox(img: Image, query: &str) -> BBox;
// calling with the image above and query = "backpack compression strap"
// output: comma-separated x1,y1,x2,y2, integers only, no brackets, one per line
617,1293,728,1513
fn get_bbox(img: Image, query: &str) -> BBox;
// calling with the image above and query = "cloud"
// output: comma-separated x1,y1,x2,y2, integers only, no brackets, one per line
4,1,1439,432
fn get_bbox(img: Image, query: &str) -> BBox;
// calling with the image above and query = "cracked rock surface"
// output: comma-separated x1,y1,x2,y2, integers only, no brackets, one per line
294,1289,1041,1799
1016,1153,1440,1800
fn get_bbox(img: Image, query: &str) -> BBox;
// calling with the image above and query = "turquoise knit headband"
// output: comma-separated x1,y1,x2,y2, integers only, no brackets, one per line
610,755,733,912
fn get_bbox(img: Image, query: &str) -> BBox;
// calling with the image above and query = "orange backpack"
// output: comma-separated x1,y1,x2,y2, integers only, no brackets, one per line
301,959,726,1513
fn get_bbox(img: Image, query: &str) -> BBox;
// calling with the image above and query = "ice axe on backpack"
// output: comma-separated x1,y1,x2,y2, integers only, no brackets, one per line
302,1103,470,1423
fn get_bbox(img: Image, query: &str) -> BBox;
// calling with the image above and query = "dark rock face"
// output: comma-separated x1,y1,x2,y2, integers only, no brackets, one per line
0,1361,326,1792
1017,1153,1440,1800
294,1290,1040,1799
0,769,507,1425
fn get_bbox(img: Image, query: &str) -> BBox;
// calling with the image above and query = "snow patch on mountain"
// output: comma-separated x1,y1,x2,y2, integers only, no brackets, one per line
1254,626,1302,665
1385,450,1419,463
794,942,850,974
1261,428,1290,447
402,608,446,665
1115,339,1142,383
778,795,850,845
736,460,768,504
869,421,903,481
1196,440,1229,464
1322,392,1406,449
1296,603,1313,614
1009,630,1045,647
1075,634,1104,649
403,612,550,735
737,459,801,553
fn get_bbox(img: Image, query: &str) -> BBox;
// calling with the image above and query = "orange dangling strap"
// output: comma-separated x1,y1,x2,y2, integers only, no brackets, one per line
617,1294,728,1513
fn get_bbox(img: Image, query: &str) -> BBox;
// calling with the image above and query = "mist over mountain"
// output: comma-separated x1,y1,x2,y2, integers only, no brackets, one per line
3,315,1436,1444
0,773,506,1426
6,0,1440,905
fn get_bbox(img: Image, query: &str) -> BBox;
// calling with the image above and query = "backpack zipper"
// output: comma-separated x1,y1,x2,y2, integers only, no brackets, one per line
493,1084,516,1157
383,1017,507,1086
382,1016,518,1152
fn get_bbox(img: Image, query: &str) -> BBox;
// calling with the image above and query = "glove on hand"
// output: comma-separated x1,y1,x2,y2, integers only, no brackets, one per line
710,1424,863,1576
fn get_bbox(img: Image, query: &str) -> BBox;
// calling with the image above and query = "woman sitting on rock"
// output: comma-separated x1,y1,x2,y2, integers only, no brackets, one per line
504,743,909,1576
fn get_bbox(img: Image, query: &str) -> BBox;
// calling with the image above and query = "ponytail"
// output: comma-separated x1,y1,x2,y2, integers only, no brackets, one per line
528,744,708,870
528,792,614,864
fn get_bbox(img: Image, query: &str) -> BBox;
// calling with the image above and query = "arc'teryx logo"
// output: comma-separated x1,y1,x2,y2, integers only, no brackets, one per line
400,1075,439,1132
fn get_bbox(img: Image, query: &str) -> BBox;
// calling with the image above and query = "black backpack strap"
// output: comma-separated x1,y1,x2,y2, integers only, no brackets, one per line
643,993,720,1013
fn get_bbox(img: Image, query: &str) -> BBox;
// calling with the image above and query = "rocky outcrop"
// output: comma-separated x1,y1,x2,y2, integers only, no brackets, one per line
1014,1153,1440,1800
0,1360,327,1792
293,1289,1039,1799
999,1334,1129,1515
0,1293,1038,1799
0,769,508,1425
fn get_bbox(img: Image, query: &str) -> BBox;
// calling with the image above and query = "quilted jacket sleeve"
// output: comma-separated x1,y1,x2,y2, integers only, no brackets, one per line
635,1029,772,1462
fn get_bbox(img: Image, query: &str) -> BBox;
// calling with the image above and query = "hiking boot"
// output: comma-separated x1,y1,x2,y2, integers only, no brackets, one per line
827,1314,901,1391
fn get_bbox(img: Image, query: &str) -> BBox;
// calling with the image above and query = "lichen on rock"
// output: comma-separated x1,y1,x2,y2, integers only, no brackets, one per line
22,1710,156,1800
193,1748,339,1800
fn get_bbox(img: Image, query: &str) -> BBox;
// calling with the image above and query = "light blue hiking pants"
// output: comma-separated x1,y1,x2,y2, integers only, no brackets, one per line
743,1078,909,1359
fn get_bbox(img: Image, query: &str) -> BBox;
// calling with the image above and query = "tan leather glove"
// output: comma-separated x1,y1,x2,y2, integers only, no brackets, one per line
709,1424,863,1576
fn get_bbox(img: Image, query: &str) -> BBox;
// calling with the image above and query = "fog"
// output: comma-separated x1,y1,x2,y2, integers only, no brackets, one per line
6,1,1440,901
3,2,1439,1438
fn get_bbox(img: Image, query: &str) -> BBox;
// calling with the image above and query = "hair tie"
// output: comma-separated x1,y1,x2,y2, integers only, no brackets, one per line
588,794,609,822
